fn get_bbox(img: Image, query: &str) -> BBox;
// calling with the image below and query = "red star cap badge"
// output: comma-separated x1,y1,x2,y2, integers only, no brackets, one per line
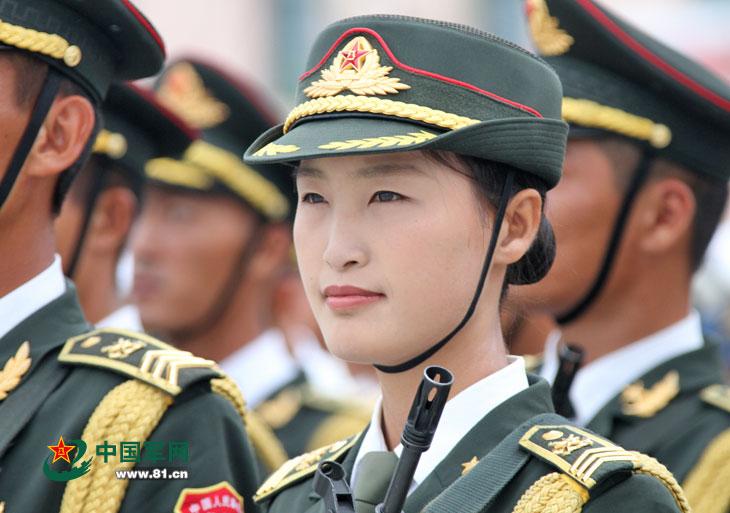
339,40,370,72
48,436,76,464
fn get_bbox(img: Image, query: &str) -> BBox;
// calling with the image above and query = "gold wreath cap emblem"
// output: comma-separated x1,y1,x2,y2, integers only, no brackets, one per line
304,36,410,98
156,62,230,129
526,0,574,56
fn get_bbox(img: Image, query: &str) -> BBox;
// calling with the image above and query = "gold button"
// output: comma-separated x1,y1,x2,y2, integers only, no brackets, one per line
63,45,82,67
542,430,564,441
650,124,672,149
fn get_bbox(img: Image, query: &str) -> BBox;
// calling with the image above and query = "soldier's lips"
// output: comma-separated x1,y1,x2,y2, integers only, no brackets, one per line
323,285,385,311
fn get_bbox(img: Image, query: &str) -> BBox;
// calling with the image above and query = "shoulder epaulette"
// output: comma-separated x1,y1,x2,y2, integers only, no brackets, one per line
59,328,221,395
254,434,359,503
519,424,640,490
518,424,690,511
700,384,730,414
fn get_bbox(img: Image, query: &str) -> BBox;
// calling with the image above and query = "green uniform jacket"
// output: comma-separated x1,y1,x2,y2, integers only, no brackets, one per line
255,376,688,513
0,285,261,513
586,343,730,512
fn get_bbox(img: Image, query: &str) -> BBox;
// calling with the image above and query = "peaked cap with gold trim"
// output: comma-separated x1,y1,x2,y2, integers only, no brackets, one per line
244,15,568,188
146,59,295,221
91,83,199,193
0,0,165,101
527,0,730,181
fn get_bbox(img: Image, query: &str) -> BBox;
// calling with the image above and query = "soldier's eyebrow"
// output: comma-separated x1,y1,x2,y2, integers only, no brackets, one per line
295,165,323,179
295,162,423,180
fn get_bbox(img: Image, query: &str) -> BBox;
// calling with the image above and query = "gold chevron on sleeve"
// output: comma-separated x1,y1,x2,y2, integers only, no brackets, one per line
139,349,216,388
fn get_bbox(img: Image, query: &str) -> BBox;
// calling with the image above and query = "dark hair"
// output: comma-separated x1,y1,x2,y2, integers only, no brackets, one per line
3,50,100,214
598,137,728,273
424,150,556,290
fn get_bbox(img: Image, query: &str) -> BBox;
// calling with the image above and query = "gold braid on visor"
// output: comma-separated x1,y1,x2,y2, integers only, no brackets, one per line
283,95,481,133
0,18,82,67
145,141,289,221
562,97,672,149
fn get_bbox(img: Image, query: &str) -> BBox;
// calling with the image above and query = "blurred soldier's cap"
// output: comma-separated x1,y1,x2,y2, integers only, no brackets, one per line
526,0,730,181
91,83,199,195
145,59,295,221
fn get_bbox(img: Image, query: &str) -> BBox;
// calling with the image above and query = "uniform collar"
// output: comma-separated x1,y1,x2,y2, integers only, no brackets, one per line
219,328,301,408
351,356,529,494
0,282,89,374
0,255,65,340
540,311,704,426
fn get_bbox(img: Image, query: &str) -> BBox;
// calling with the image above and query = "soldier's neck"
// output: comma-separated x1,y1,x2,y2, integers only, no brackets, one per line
0,218,55,299
171,292,271,362
376,318,508,450
559,272,691,366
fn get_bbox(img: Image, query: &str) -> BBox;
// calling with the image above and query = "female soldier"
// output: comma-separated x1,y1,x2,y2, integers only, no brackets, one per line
243,14,688,513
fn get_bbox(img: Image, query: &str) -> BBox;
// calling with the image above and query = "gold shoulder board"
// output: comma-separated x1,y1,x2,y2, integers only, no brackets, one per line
519,424,639,490
59,328,221,395
254,435,359,503
700,384,730,414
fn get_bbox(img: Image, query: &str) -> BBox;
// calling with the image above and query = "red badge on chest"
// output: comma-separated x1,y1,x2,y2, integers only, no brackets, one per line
174,481,244,513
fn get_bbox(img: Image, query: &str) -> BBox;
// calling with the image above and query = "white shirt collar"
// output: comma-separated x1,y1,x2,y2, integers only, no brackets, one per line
351,356,529,493
96,304,144,332
219,328,300,408
540,311,704,426
0,255,66,340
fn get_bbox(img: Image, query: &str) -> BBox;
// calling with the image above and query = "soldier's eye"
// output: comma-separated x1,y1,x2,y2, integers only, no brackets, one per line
301,193,325,204
370,191,403,203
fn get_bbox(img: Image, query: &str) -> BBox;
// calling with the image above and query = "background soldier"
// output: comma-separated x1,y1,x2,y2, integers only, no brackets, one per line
514,0,730,510
132,58,368,470
244,14,688,513
0,2,260,512
54,83,197,330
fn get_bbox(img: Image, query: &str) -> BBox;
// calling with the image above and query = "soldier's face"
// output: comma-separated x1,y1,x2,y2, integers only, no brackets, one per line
0,56,31,188
511,139,624,316
131,187,257,335
293,152,496,366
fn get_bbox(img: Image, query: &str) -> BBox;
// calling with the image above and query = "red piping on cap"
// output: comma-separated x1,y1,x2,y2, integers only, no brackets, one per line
300,27,543,119
126,82,200,141
122,0,166,56
576,0,730,113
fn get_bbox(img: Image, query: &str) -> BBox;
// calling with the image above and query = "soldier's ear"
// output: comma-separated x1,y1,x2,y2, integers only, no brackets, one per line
24,92,96,179
635,176,695,256
492,188,542,267
249,223,293,280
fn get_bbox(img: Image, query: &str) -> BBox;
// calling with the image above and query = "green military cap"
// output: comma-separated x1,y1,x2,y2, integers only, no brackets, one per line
526,0,730,181
145,58,295,221
244,15,568,188
0,0,165,101
92,82,198,193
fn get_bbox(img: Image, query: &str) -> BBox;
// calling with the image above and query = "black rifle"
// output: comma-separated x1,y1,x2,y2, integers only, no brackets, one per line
314,460,355,513
376,365,453,513
551,343,584,418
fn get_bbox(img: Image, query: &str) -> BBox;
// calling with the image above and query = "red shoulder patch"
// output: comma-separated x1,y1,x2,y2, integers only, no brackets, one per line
174,481,244,513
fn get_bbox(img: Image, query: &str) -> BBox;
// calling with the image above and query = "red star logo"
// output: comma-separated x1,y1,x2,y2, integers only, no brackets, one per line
48,436,76,464
339,40,370,72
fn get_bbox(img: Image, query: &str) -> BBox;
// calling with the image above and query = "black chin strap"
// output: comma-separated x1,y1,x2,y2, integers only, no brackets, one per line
556,149,654,325
375,170,515,374
65,161,109,279
0,69,62,209
169,222,264,344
